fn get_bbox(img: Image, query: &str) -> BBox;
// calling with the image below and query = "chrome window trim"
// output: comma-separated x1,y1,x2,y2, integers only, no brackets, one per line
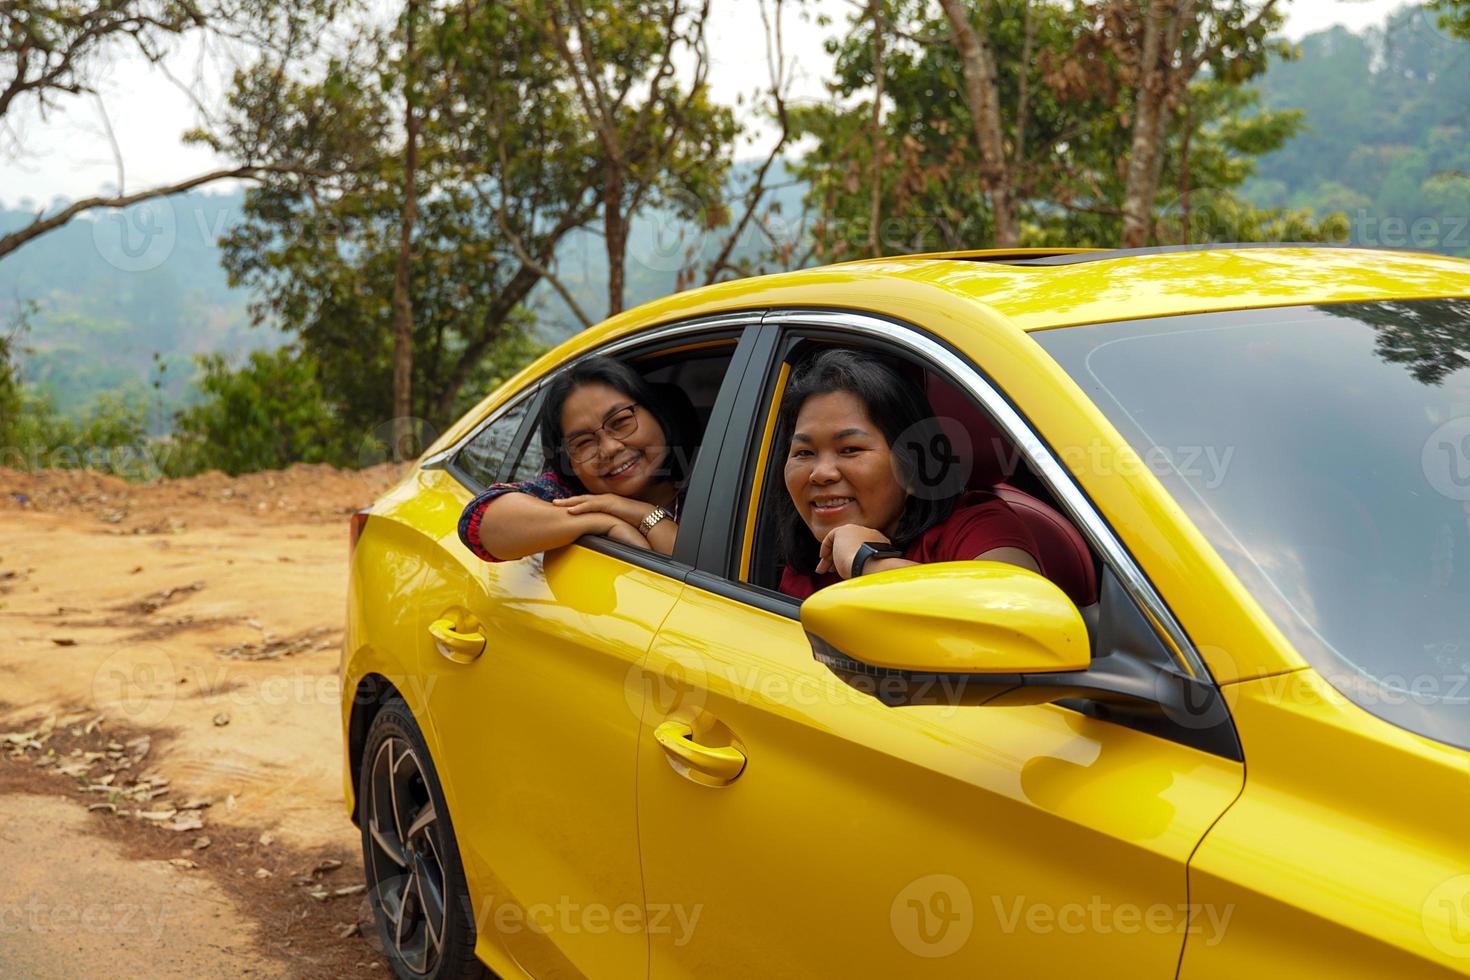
762,308,1211,680
419,386,539,474
420,312,764,472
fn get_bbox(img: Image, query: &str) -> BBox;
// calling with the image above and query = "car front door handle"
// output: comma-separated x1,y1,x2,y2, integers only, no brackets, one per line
428,618,487,663
653,720,746,783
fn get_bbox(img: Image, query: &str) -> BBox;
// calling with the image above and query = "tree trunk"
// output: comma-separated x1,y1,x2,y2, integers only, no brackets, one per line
868,0,885,257
390,0,420,460
1120,0,1174,248
938,0,1019,247
604,169,627,316
1178,97,1193,243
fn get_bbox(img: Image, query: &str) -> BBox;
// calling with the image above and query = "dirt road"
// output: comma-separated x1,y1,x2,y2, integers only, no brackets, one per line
0,463,410,978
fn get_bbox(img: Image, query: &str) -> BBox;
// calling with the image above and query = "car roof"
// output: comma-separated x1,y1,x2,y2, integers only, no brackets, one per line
427,245,1470,455
571,244,1470,344
776,244,1470,332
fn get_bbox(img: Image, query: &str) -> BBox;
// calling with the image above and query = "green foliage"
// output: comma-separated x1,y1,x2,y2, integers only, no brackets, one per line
208,2,605,441
10,0,1469,485
169,347,352,476
0,323,24,451
0,385,153,479
207,0,727,448
790,0,1340,255
1433,0,1470,41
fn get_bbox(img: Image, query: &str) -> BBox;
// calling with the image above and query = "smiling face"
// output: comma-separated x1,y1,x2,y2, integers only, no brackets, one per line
560,381,671,499
783,390,909,543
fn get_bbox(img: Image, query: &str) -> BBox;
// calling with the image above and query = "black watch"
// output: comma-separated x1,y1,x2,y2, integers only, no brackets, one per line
851,541,904,578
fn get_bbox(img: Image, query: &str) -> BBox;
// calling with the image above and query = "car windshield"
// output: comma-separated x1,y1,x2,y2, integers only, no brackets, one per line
1034,299,1470,750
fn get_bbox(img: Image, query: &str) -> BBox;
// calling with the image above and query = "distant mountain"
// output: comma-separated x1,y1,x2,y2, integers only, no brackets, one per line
1244,7,1470,256
0,161,803,420
0,188,280,421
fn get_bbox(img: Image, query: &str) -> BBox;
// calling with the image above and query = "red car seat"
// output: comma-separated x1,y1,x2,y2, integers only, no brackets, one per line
925,373,1099,608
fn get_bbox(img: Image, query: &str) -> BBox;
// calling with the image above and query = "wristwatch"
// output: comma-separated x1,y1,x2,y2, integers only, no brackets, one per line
850,541,904,578
639,505,674,536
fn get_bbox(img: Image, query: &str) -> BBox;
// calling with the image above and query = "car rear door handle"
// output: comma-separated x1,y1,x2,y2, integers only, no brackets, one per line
428,618,486,663
653,720,746,783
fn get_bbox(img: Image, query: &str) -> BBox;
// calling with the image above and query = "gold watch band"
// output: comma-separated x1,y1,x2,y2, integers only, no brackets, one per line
639,505,672,536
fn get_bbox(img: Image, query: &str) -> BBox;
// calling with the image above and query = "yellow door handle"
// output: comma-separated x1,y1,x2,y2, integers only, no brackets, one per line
653,720,746,782
428,618,486,663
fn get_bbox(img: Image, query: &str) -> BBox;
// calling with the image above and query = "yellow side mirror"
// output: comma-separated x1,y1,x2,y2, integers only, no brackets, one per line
800,561,1089,676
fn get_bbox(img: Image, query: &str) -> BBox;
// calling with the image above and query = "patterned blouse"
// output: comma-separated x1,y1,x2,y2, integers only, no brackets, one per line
457,471,684,563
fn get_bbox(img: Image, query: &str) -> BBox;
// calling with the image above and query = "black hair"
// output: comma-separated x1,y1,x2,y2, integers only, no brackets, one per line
536,355,691,492
773,347,963,576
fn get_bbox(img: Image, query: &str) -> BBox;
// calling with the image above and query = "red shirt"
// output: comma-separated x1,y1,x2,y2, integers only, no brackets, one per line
777,491,1039,601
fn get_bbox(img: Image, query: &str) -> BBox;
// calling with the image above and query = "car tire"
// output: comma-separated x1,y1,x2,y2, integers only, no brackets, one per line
359,697,489,980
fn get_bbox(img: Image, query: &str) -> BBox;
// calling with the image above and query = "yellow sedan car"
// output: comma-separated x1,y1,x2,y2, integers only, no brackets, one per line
342,244,1470,979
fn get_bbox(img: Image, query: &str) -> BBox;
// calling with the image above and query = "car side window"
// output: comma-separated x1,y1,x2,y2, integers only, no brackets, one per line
509,428,547,482
739,338,1100,613
505,344,738,486
455,397,534,488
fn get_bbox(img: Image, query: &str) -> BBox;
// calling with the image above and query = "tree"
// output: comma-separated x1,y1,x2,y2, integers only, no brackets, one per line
867,0,889,255
936,0,1024,245
214,0,747,444
791,0,1333,256
170,347,351,474
390,0,421,460
210,1,584,436
0,304,29,450
543,0,736,314
1075,0,1290,247
1239,8,1470,257
698,0,799,284
0,0,341,261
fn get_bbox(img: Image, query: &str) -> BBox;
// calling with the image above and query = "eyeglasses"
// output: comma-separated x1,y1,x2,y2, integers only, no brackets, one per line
564,404,640,463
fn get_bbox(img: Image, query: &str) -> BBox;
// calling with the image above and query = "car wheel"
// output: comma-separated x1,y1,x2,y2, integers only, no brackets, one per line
359,697,488,980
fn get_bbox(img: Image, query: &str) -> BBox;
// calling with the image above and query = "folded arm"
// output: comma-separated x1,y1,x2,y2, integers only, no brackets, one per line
473,492,645,561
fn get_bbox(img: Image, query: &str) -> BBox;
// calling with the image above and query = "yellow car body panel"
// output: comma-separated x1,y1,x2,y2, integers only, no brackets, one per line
343,245,1470,977
636,585,1243,978
1181,668,1470,976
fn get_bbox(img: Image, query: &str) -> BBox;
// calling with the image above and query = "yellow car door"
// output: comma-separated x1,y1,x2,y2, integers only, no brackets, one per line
437,542,680,979
393,384,669,979
418,319,762,979
634,311,1245,978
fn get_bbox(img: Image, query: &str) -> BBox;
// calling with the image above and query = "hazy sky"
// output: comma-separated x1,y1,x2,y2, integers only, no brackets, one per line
0,0,1429,207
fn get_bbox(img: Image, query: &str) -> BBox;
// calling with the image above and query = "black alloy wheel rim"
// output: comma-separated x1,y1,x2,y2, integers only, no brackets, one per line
366,736,449,975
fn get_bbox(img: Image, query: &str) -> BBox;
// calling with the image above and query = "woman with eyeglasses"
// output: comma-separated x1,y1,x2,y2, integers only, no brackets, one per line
457,356,690,562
